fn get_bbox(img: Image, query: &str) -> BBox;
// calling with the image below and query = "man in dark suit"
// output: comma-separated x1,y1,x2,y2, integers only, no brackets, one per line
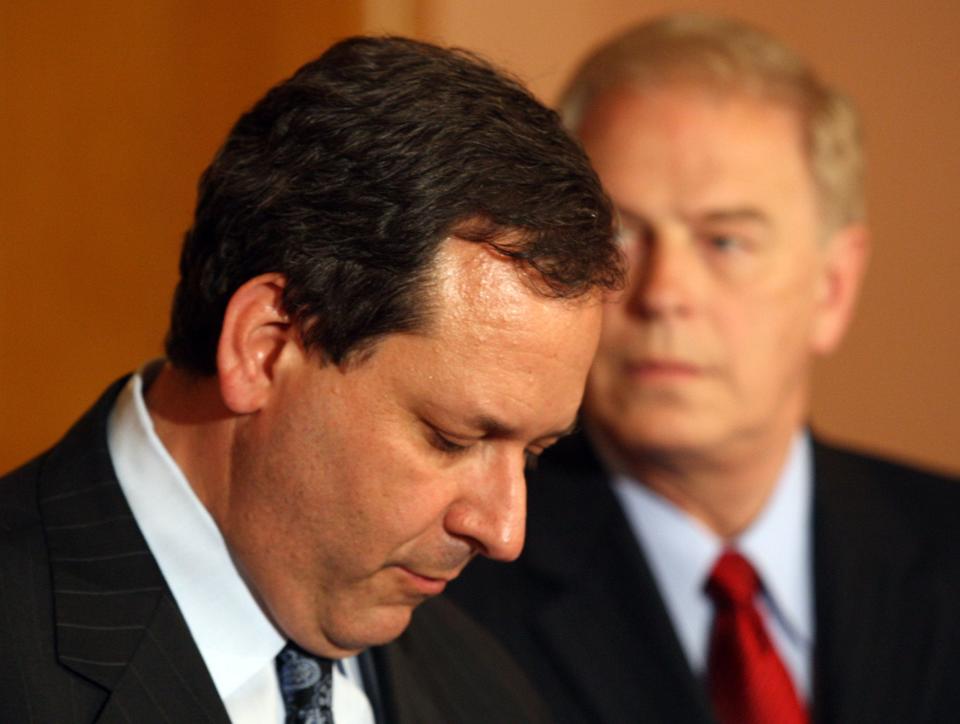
0,36,623,723
450,15,960,724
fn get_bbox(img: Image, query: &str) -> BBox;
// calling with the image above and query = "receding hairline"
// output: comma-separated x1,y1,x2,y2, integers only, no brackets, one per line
328,230,607,370
424,232,606,324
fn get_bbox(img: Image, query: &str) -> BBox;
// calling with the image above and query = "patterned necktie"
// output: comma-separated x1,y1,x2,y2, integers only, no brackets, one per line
705,550,807,724
276,641,335,724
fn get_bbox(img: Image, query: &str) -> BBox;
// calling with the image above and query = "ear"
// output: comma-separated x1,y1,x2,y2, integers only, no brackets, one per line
217,273,295,414
810,222,871,355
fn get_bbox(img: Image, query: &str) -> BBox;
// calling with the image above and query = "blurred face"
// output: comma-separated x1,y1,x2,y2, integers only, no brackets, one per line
580,84,843,463
224,240,601,657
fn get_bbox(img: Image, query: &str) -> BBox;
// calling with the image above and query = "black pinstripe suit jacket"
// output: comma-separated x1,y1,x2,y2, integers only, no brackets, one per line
0,378,549,724
450,431,960,724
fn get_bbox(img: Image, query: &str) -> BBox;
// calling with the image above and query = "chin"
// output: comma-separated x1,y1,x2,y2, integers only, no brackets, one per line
329,602,416,652
610,414,715,456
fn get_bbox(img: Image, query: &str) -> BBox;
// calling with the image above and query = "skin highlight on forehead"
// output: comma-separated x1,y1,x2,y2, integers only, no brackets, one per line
427,236,599,339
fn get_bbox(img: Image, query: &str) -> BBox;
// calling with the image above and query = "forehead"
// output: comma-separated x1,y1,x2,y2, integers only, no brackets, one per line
577,83,815,217
371,238,601,436
426,237,595,347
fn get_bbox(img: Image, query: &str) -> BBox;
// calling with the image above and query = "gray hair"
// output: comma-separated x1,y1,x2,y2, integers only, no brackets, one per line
560,14,865,231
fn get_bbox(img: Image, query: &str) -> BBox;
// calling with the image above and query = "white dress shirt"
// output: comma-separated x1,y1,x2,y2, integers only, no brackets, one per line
611,432,814,700
106,362,375,724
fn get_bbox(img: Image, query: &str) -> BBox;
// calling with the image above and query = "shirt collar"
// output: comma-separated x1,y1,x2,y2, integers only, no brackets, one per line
738,432,814,647
612,431,814,663
106,362,286,701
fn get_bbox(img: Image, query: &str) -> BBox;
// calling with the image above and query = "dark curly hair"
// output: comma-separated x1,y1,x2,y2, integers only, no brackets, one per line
165,36,622,374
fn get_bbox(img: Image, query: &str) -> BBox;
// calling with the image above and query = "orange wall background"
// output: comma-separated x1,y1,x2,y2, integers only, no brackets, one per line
1,2,362,472
3,1,958,475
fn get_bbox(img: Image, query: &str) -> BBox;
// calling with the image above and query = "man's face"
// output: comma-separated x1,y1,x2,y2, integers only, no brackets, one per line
225,240,601,657
580,84,846,462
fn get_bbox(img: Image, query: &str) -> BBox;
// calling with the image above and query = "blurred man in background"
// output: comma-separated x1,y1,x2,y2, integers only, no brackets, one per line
0,36,623,723
451,14,960,724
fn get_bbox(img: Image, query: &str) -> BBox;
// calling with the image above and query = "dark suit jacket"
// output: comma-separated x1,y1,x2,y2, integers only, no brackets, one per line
449,431,960,724
0,378,549,724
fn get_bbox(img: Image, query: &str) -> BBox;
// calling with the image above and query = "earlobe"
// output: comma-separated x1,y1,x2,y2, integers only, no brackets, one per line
217,273,294,414
811,223,871,355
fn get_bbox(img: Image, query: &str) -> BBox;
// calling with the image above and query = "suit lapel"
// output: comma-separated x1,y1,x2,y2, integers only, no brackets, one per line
38,379,229,723
93,597,229,723
523,434,714,723
531,539,713,723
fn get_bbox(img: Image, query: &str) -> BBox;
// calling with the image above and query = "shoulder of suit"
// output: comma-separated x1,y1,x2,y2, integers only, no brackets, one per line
0,373,133,539
813,436,960,548
0,454,45,542
813,436,959,493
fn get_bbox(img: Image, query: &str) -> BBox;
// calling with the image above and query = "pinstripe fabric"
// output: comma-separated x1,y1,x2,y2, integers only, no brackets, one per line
0,377,229,723
42,459,161,690
93,598,229,723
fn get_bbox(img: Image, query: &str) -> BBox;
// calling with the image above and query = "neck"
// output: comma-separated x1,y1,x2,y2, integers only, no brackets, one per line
144,362,236,521
591,421,801,540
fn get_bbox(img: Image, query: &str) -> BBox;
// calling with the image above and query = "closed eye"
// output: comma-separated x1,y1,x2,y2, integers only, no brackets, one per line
428,427,473,455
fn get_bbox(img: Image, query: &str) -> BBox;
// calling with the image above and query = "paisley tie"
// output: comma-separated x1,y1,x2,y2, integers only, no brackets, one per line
276,641,335,724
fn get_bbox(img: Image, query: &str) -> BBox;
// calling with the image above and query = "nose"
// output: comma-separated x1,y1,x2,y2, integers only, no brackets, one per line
444,452,527,562
625,232,699,320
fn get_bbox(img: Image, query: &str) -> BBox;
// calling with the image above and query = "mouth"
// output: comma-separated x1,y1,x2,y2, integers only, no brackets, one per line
625,359,702,378
395,566,456,596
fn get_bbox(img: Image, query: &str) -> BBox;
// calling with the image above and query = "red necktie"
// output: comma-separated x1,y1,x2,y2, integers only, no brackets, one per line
705,550,807,724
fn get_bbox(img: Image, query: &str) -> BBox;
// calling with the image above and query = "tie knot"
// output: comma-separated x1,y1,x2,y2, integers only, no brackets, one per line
706,550,761,608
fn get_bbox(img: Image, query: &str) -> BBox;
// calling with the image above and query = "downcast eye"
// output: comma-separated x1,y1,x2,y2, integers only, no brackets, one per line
428,428,471,455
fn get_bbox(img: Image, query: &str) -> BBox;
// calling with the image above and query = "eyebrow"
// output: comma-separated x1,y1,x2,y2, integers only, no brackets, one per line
696,208,772,227
471,415,579,443
615,206,772,228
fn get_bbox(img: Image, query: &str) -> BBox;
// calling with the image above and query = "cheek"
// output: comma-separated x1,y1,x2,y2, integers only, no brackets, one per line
334,434,457,544
765,274,823,355
269,384,460,556
717,287,816,389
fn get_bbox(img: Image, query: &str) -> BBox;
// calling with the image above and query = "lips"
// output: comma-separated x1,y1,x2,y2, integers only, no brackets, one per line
397,566,456,596
626,358,701,376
